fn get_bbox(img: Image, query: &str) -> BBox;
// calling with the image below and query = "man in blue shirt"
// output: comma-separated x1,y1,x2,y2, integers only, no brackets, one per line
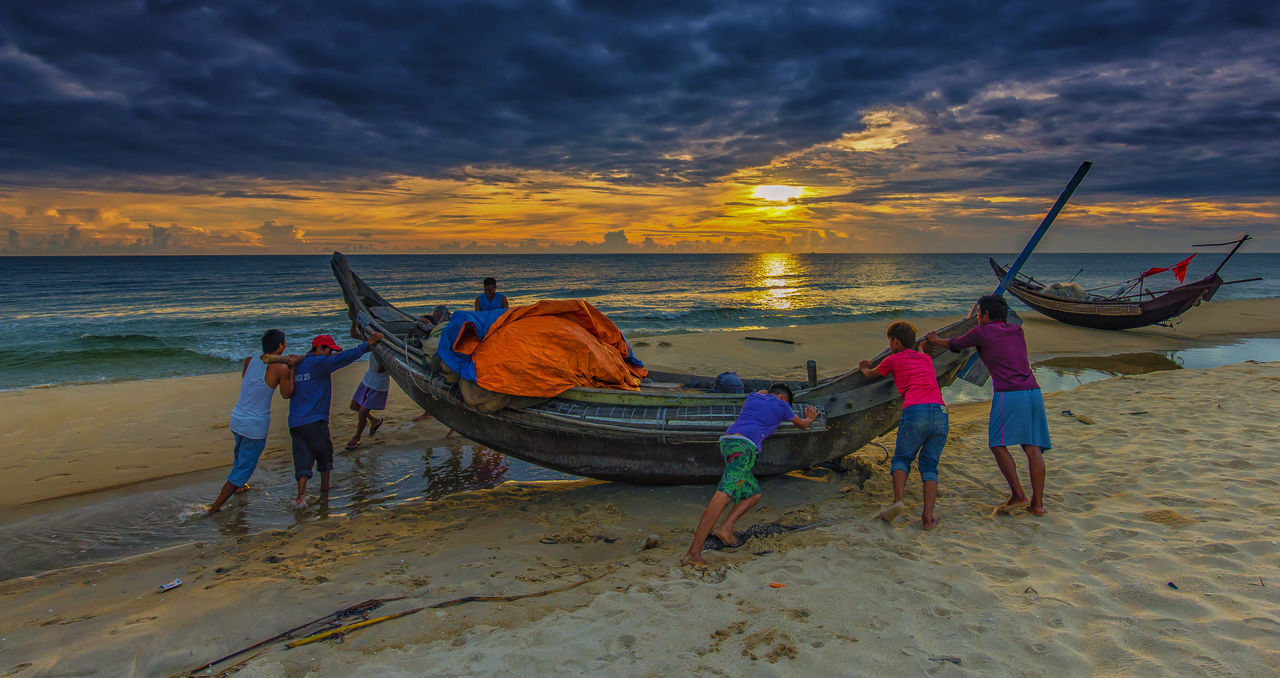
681,384,818,565
288,332,384,508
474,276,509,311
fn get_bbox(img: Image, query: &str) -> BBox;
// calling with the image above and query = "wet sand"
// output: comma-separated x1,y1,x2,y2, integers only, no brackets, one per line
2,361,1277,676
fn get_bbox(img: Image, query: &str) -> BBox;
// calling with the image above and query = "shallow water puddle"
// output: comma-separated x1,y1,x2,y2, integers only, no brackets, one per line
944,337,1280,403
0,442,575,581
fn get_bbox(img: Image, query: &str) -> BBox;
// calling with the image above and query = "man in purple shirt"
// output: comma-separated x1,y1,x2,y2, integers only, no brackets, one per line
681,384,818,566
925,295,1051,516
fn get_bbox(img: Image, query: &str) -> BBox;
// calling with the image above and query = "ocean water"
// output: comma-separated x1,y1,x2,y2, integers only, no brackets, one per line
0,252,1275,390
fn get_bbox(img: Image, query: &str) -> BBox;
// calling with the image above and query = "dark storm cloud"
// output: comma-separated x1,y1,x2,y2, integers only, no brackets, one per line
1,0,1277,199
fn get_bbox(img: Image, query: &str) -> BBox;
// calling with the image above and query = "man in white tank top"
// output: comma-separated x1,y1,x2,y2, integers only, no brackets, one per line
206,329,297,515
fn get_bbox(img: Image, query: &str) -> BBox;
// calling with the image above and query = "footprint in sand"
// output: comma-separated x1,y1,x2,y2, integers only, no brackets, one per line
1141,509,1197,526
36,473,71,482
1150,495,1199,508
1195,542,1239,555
1242,616,1280,632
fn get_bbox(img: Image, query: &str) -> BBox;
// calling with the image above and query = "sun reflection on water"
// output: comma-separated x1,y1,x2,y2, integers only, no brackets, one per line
744,253,805,311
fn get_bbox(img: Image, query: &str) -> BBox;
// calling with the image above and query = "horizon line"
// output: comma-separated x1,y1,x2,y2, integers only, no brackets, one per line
3,250,1277,257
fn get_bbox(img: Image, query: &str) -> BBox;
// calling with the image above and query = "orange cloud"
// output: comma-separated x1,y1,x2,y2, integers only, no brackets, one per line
1,161,1275,254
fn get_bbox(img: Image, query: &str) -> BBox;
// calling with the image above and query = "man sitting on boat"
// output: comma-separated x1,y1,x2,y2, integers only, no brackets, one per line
681,385,819,566
474,277,509,311
413,306,452,423
418,305,452,360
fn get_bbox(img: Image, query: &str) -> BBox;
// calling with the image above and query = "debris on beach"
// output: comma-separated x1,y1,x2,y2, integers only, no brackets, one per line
539,532,619,545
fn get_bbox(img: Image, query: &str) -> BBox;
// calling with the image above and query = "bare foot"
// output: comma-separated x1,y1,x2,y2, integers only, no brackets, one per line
712,528,739,548
1027,504,1047,516
680,550,707,566
995,496,1029,514
873,500,906,522
922,514,939,530
292,498,307,509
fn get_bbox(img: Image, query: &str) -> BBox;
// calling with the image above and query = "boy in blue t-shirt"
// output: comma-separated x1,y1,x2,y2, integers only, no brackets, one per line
681,384,818,566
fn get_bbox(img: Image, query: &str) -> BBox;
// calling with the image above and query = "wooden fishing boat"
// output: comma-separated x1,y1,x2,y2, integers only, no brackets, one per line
990,235,1260,331
331,252,984,484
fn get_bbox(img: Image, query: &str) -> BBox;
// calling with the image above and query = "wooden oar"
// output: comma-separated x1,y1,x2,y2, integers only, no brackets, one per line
959,161,1092,385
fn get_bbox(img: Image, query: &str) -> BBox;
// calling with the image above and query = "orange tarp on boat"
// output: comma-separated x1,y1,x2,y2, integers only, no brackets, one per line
451,300,648,398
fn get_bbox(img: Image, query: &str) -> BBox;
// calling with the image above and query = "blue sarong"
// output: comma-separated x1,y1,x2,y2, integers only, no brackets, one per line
989,388,1052,450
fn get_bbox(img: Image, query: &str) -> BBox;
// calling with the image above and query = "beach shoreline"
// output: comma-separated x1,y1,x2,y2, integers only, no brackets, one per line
3,297,1280,510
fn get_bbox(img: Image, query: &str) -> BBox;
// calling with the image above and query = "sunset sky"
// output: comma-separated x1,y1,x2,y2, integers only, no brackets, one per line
1,1,1277,254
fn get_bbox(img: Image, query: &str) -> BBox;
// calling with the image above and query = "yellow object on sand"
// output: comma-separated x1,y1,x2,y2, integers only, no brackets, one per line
285,608,423,648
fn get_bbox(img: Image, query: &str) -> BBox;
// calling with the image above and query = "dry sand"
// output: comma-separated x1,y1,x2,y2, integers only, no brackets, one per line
2,362,1278,676
4,297,1279,509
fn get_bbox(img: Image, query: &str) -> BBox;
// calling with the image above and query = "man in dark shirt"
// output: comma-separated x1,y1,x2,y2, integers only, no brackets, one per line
925,295,1051,516
287,332,383,508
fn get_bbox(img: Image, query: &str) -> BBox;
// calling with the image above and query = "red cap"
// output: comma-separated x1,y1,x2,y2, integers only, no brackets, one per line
311,334,343,351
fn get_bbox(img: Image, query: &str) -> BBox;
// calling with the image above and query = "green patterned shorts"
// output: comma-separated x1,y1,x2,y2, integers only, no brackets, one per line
717,435,761,502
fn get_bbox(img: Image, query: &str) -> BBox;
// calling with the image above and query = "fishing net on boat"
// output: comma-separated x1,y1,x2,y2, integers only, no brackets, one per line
1040,281,1090,300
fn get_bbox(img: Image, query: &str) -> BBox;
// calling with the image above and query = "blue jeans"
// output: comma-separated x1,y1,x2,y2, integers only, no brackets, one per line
228,433,267,487
892,404,949,484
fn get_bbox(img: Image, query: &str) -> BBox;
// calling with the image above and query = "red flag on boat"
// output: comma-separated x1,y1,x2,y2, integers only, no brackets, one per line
1139,253,1196,284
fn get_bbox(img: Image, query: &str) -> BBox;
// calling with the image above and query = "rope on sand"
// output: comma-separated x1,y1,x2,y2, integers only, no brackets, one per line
187,577,597,674
285,577,596,648
701,513,862,552
285,608,425,648
186,597,405,675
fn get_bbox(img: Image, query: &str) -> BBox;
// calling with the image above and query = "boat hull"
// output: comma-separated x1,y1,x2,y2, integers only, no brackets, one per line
991,259,1222,331
374,344,939,484
334,252,976,484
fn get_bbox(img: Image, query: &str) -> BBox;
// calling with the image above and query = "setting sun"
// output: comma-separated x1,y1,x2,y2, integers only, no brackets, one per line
752,185,804,202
